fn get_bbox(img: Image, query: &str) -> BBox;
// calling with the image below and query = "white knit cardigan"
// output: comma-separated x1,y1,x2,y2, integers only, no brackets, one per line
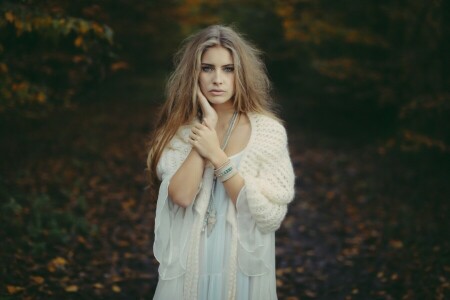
154,112,295,300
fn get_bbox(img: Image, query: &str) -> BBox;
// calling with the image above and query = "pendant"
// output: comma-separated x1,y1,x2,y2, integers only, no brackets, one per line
206,209,216,236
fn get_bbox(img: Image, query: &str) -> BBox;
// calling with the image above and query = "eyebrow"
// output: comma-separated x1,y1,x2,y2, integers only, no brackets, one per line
201,63,234,67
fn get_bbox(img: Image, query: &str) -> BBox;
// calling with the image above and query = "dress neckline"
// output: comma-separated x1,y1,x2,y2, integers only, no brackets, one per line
228,148,245,159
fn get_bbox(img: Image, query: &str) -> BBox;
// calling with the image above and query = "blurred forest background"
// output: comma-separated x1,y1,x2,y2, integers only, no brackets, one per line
1,0,449,299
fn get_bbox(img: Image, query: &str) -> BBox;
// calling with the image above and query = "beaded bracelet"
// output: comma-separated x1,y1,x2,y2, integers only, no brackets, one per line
219,166,237,182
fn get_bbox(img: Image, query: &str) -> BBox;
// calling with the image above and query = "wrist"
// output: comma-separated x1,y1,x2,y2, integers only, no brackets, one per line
209,149,228,168
192,147,207,165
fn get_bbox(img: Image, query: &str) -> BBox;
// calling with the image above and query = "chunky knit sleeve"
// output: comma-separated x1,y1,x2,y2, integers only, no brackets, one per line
241,118,295,234
156,126,192,182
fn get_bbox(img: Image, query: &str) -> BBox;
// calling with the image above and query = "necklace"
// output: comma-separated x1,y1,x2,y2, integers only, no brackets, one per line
202,111,239,236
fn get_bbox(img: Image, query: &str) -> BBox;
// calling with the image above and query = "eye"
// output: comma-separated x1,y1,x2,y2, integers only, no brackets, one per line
201,66,213,72
223,66,234,73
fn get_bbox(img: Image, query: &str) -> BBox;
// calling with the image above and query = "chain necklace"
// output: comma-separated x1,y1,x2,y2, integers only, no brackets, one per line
202,111,239,236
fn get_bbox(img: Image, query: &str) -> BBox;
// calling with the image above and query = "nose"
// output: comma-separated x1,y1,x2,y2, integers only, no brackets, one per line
213,70,223,85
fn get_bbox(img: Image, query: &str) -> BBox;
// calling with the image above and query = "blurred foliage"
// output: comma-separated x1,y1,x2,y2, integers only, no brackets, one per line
0,0,448,145
272,0,450,153
1,1,449,298
0,101,156,299
0,176,95,257
0,0,118,117
119,0,450,154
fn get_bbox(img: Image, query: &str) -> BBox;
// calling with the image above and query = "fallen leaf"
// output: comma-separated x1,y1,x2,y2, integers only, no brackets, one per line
93,283,104,289
305,289,317,297
7,285,24,294
121,198,136,210
36,92,46,103
65,285,78,292
74,36,83,48
116,240,130,247
276,279,283,287
5,11,15,23
112,285,121,293
326,190,335,199
30,276,45,284
111,61,129,72
47,257,68,272
389,240,403,249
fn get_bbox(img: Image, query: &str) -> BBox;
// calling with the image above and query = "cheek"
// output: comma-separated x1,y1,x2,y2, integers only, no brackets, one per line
229,74,235,91
198,74,208,90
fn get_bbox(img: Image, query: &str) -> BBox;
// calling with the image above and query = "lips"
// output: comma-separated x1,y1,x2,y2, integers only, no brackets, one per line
209,89,225,96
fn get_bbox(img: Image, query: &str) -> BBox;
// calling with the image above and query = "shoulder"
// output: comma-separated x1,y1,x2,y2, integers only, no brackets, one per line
157,124,193,180
167,123,192,149
159,123,193,165
249,112,287,143
250,112,285,132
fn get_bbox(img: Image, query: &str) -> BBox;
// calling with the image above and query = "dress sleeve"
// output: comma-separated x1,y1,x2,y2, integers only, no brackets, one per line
235,186,275,276
242,123,295,234
153,128,197,280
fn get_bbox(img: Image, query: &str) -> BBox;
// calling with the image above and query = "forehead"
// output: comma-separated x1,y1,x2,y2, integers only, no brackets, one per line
201,46,233,65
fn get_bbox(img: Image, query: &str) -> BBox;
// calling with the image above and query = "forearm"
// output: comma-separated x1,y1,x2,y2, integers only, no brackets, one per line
168,148,205,207
222,173,245,205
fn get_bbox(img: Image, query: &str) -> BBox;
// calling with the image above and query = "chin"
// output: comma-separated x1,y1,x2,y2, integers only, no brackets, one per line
207,95,233,105
208,99,232,106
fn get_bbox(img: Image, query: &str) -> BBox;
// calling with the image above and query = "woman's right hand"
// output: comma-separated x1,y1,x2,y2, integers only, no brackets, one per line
189,121,224,164
197,87,218,128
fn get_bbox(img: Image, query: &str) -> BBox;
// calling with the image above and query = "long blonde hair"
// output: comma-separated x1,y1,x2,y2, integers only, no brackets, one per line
146,24,280,191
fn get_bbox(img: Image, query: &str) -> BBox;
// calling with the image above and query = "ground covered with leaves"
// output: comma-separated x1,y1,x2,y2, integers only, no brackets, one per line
1,96,449,299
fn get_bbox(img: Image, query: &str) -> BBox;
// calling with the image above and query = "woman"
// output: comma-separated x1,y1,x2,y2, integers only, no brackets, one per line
146,24,295,300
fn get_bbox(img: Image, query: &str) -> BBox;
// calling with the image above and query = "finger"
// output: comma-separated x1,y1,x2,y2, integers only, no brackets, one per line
197,87,208,104
191,126,200,134
193,123,206,131
197,88,213,114
188,136,197,145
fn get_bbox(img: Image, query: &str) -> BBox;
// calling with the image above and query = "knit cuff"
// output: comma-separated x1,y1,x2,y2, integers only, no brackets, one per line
242,176,289,234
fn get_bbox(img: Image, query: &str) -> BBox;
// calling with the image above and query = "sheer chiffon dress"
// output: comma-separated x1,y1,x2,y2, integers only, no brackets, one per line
153,149,278,300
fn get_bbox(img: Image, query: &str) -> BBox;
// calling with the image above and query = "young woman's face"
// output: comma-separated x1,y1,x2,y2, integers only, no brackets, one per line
199,46,235,106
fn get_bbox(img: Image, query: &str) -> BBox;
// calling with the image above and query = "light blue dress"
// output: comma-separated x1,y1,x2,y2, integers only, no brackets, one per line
198,150,249,300
153,148,278,300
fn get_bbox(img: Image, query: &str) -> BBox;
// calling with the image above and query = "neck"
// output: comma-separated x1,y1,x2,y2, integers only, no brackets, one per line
213,101,235,124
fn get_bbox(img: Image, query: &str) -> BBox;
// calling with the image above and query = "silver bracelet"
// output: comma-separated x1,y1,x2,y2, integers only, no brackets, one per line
214,159,230,173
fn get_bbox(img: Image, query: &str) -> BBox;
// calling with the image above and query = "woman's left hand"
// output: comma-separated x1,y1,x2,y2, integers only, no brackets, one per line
189,119,224,165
